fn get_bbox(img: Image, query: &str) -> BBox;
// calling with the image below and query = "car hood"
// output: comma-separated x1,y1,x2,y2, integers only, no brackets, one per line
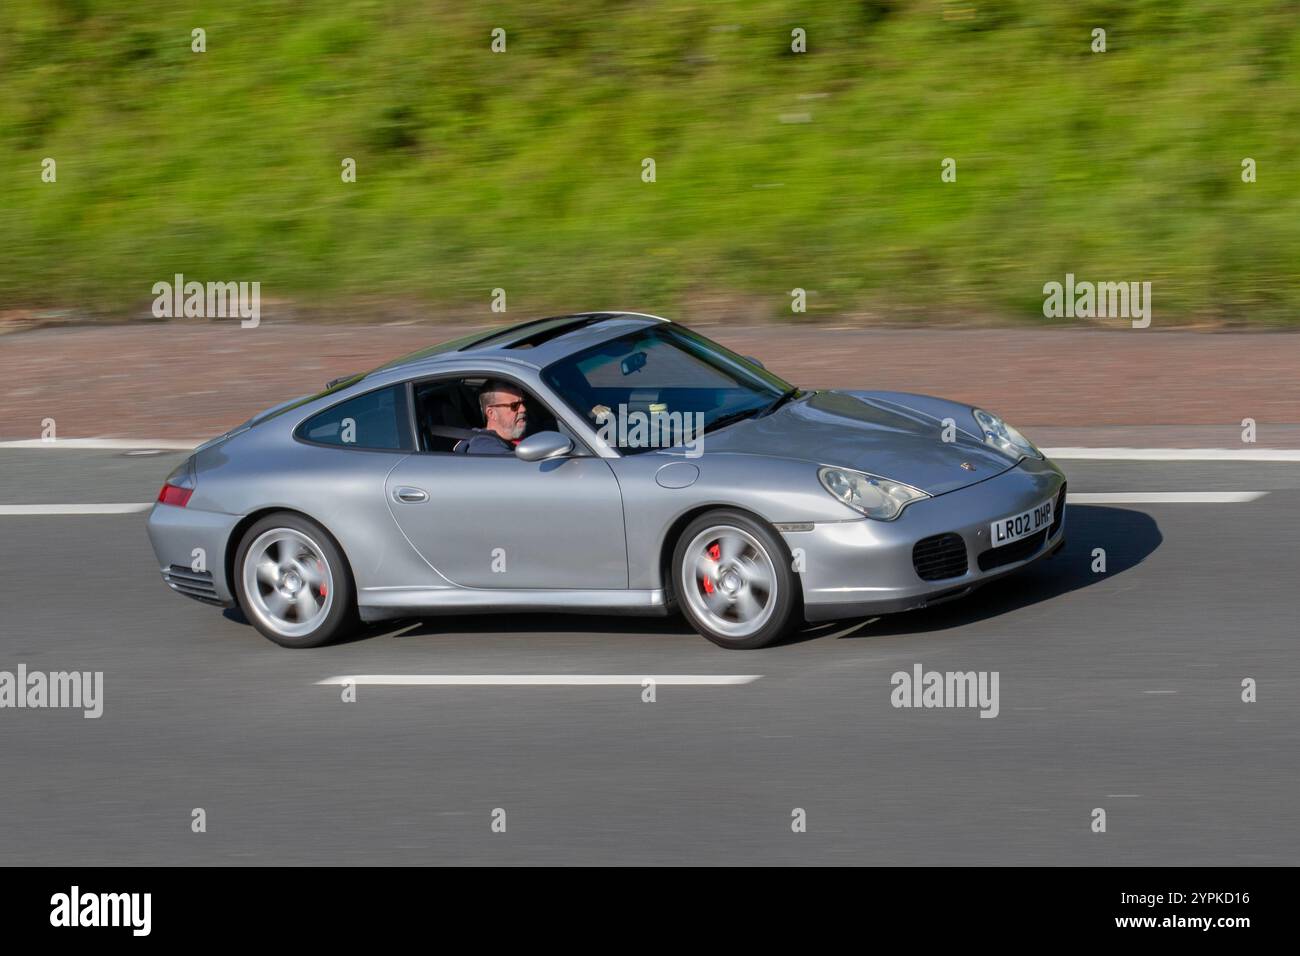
702,390,1020,495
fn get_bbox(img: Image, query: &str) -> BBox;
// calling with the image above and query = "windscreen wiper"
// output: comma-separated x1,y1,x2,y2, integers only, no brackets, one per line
705,389,805,435
704,407,765,434
757,387,803,418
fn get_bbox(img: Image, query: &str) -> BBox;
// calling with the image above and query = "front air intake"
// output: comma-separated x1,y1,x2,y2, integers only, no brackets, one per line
912,533,968,581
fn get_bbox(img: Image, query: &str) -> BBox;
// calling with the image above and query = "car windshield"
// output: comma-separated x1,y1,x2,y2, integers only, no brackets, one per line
540,325,796,453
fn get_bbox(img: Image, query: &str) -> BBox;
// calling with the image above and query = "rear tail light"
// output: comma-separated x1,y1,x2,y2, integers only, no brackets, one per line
157,483,193,507
157,456,198,507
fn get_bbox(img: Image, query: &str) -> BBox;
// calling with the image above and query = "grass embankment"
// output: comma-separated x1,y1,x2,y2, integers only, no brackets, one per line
1,1,1298,323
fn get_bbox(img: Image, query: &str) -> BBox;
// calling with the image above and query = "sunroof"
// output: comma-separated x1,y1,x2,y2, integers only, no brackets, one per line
456,315,579,351
502,314,613,349
378,313,624,371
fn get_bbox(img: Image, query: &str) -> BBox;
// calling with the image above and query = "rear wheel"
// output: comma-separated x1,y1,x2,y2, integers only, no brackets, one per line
233,513,357,648
673,510,798,649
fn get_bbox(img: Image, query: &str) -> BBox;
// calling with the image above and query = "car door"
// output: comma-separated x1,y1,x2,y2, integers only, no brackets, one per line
384,444,629,590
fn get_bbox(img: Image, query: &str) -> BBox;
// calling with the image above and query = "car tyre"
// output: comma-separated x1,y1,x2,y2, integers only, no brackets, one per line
233,512,357,648
673,509,798,649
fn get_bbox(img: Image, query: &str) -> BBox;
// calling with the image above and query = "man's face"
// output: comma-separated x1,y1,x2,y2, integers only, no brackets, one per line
483,386,528,440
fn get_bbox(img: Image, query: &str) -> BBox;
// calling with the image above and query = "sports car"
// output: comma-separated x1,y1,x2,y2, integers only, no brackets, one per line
147,312,1066,649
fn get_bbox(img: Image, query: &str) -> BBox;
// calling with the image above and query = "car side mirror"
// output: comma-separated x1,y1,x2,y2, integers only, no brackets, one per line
515,431,573,461
744,355,765,369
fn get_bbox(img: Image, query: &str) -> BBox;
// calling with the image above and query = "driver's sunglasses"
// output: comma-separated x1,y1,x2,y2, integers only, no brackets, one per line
486,400,526,413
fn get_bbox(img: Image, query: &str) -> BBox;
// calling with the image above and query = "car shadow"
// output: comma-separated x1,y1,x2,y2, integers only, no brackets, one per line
380,613,689,641
222,596,692,644
221,606,412,646
824,504,1162,640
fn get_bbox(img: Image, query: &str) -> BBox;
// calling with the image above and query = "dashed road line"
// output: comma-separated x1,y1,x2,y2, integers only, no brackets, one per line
1069,492,1267,504
0,438,201,450
1045,447,1300,461
0,503,152,515
316,674,761,687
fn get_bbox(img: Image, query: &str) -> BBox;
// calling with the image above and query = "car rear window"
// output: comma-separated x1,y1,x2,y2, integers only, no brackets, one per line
297,384,412,451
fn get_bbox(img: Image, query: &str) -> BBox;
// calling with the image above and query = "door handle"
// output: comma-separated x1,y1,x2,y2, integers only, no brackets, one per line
393,486,429,503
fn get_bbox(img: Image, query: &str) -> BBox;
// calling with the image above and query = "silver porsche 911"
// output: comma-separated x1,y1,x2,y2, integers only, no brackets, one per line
148,312,1066,649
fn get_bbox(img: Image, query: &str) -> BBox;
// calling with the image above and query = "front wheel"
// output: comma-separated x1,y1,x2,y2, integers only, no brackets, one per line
233,512,357,648
673,510,799,649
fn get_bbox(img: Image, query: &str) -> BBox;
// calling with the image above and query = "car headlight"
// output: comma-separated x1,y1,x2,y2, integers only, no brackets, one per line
817,466,929,521
972,408,1042,460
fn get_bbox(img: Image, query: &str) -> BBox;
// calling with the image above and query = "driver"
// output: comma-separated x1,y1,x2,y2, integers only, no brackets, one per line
456,380,529,455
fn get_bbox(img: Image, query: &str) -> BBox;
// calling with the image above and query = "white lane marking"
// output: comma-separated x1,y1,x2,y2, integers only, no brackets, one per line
0,503,151,515
316,674,761,687
1069,492,1267,503
1143,690,1178,695
1107,794,1142,798
1046,447,1300,461
0,438,202,450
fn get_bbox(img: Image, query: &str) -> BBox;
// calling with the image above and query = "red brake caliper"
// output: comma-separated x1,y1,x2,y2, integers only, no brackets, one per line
701,542,720,594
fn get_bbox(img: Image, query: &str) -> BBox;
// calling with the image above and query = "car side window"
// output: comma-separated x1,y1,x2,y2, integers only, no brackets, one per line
413,378,488,453
298,384,412,451
411,376,587,455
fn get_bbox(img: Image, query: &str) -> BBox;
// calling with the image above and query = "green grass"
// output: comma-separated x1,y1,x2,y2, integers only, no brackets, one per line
2,0,1298,323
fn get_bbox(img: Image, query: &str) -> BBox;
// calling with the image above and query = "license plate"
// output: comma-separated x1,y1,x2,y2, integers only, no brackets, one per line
990,498,1053,547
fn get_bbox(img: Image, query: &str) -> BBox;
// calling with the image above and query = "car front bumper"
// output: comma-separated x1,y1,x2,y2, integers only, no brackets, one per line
790,457,1066,622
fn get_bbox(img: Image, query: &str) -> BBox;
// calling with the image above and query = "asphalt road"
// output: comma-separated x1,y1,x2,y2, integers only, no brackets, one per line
0,451,1296,865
